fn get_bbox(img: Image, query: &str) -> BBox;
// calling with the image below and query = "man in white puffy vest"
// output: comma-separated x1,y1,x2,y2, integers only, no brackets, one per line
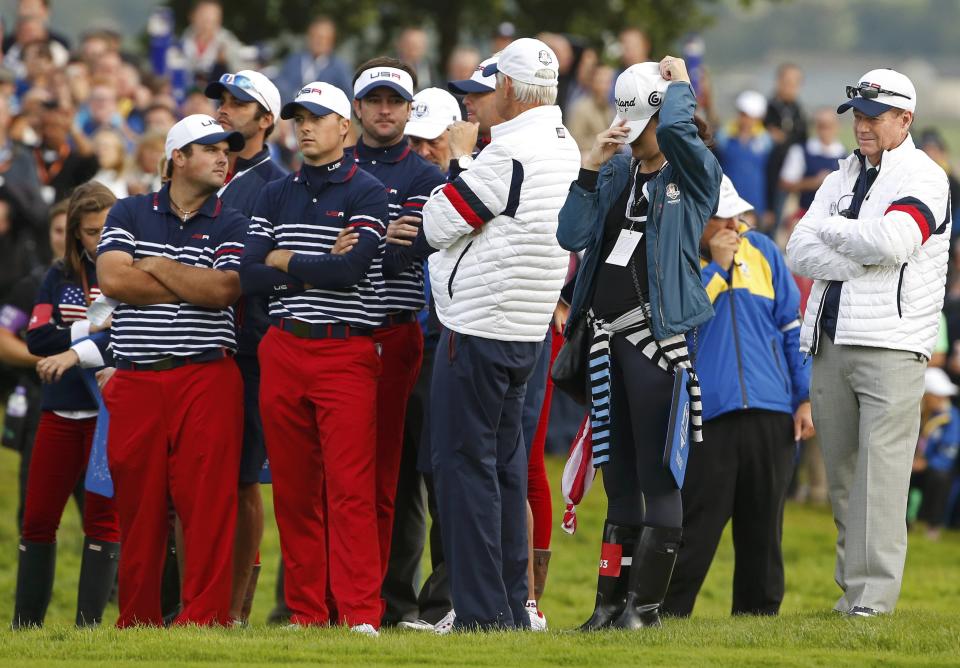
786,69,950,617
420,37,579,631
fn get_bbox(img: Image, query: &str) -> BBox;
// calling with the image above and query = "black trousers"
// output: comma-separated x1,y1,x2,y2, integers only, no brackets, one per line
382,349,451,625
663,409,795,616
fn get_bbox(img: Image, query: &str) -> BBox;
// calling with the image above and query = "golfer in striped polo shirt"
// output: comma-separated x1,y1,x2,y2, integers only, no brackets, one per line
96,114,248,627
239,82,389,636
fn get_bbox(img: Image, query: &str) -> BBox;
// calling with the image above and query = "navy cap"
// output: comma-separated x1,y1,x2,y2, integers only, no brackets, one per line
205,81,256,104
448,55,498,95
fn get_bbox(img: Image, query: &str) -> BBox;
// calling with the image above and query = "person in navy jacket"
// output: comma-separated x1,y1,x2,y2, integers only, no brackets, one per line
204,68,287,623
96,114,248,628
239,82,388,636
347,58,446,607
13,181,118,629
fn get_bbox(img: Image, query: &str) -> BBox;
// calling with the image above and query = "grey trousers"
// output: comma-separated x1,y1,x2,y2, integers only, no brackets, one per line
811,337,926,613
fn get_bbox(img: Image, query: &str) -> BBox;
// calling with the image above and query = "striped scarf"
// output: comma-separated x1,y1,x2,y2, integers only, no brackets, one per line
589,304,703,467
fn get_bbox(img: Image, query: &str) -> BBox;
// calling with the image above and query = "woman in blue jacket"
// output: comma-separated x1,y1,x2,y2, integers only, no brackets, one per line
557,56,720,630
12,182,119,629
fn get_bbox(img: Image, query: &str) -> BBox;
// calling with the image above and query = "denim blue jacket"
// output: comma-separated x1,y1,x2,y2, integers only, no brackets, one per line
557,82,721,340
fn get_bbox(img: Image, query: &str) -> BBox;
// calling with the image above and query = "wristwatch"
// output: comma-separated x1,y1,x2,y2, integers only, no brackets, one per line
457,155,474,170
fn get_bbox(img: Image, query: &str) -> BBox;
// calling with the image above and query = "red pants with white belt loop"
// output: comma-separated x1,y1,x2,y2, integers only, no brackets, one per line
259,326,382,627
21,412,119,544
372,321,423,580
104,357,243,628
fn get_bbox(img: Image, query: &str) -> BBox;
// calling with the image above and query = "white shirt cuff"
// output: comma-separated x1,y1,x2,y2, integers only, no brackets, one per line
71,320,91,342
72,339,104,369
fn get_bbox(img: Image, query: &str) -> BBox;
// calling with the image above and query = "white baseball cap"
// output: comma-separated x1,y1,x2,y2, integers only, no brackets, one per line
164,114,244,160
735,90,767,119
838,68,916,117
406,88,462,140
611,62,669,144
204,70,281,119
448,56,498,95
925,367,958,397
280,81,352,120
714,175,754,219
482,37,558,88
354,66,415,102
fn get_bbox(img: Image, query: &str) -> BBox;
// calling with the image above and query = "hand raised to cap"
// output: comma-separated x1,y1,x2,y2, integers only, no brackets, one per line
447,121,480,159
659,56,691,84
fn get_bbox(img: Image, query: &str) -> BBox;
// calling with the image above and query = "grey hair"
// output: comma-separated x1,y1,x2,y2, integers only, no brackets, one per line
496,72,557,106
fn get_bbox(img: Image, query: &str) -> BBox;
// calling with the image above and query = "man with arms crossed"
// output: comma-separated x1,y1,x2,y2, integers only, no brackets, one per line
786,69,950,616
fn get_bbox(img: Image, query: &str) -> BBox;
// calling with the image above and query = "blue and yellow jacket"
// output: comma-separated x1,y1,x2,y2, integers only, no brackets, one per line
691,224,810,422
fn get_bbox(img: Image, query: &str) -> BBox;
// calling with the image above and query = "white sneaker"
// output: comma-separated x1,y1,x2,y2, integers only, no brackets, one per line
433,609,456,635
397,619,434,631
526,601,547,631
350,623,380,637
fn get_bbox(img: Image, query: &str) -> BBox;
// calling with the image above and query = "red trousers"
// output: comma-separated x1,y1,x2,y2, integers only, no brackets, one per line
372,321,423,579
21,412,119,544
529,330,562,550
104,357,242,628
259,326,381,627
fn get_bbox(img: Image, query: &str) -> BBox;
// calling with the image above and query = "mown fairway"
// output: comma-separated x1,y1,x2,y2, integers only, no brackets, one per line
0,449,957,666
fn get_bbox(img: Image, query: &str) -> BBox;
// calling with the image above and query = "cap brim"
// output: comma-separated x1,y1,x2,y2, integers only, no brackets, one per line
354,81,413,102
482,63,499,77
193,130,245,153
715,197,754,219
204,81,259,105
613,114,652,145
837,97,892,117
405,120,447,140
280,101,343,120
447,79,494,95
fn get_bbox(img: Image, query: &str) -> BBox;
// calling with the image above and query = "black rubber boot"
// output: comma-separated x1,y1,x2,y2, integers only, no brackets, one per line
579,522,639,631
611,525,682,630
266,558,292,625
75,538,121,627
12,540,56,629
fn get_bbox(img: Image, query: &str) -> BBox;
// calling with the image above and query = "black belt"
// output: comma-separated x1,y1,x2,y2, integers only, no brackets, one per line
380,311,418,327
273,318,372,339
115,348,227,372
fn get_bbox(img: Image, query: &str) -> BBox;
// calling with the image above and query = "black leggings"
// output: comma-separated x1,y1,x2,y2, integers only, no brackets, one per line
601,333,682,528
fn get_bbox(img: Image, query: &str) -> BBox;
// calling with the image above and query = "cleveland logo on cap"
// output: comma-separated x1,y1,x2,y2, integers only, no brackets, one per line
648,91,663,106
616,97,637,110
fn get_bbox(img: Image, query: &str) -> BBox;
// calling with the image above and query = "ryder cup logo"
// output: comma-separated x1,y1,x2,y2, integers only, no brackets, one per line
666,182,680,202
412,102,429,119
538,50,553,66
648,91,663,107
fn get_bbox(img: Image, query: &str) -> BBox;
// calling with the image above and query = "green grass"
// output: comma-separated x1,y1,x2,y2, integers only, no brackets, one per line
0,448,957,666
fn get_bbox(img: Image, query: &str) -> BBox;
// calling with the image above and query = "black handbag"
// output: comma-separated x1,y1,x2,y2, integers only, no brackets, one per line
551,314,591,406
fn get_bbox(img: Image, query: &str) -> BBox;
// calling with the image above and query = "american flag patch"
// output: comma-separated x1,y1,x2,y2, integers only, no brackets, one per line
58,286,101,323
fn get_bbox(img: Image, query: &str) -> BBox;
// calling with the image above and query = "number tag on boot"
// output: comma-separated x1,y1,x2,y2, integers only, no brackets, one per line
599,542,623,577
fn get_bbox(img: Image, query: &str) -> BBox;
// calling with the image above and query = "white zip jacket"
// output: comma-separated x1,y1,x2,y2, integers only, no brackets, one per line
785,134,951,357
423,105,580,341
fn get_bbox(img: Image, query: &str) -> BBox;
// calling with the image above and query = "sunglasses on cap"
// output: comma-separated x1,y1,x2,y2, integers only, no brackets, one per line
845,82,911,101
218,73,268,108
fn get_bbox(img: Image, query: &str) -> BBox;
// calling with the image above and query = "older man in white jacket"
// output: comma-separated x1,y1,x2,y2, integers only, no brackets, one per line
786,69,950,617
421,37,579,631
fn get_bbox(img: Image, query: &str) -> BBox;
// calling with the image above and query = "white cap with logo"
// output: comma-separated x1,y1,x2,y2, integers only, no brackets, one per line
715,175,754,219
406,88,463,140
735,90,767,119
925,367,958,397
204,70,282,119
354,66,415,102
838,68,916,117
448,55,498,95
482,37,558,88
280,81,352,120
164,114,244,160
611,62,670,144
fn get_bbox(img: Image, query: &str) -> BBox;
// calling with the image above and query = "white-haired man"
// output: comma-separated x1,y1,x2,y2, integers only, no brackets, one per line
422,37,579,631
786,69,951,616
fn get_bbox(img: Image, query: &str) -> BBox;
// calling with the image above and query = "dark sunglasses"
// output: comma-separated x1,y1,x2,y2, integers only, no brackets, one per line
845,82,911,101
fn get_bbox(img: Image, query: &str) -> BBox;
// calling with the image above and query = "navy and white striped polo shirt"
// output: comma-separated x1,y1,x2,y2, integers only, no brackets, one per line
350,138,445,316
97,186,248,363
239,157,388,329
